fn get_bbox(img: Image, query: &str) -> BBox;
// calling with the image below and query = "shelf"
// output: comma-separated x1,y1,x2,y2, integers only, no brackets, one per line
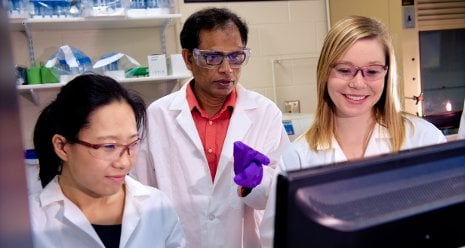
17,82,64,91
11,12,187,106
9,14,182,31
17,74,191,91
118,74,192,84
17,74,192,105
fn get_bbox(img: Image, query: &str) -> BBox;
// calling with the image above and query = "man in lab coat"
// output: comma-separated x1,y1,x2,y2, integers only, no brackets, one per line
131,7,290,248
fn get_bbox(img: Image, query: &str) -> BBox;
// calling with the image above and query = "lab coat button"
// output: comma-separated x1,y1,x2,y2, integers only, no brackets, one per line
208,214,215,220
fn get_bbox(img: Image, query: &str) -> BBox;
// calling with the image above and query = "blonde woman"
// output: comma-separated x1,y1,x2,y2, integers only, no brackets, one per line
260,16,446,247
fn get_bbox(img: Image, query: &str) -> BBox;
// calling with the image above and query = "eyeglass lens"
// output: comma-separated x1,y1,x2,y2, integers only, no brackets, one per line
194,49,250,69
76,139,140,161
332,64,387,81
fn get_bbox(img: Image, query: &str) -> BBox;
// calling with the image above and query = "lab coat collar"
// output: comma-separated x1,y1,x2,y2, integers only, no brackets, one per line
39,176,152,248
38,175,152,206
169,80,190,111
166,81,259,185
39,176,65,208
315,122,392,151
39,177,105,246
170,81,204,151
170,80,254,111
169,81,257,156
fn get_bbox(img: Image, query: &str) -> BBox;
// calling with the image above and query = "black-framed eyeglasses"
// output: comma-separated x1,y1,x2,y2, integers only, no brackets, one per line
193,48,251,69
74,138,141,161
331,63,388,81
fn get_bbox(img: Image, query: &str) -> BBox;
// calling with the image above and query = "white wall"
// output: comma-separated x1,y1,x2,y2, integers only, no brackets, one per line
12,0,328,148
177,0,327,114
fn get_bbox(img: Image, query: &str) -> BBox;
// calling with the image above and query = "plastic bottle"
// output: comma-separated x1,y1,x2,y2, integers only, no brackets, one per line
8,0,26,18
24,149,42,195
78,56,93,74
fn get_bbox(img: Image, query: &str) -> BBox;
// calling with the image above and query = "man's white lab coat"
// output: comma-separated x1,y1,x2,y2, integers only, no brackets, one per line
132,82,290,248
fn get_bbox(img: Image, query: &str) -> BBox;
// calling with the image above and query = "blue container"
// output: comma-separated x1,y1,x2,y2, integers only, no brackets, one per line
24,149,38,160
29,0,82,18
8,0,27,18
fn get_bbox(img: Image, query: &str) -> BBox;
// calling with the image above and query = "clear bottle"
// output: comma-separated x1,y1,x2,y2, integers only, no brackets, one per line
78,56,93,74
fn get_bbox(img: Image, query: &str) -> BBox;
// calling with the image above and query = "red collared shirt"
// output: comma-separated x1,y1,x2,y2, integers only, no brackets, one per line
186,82,236,181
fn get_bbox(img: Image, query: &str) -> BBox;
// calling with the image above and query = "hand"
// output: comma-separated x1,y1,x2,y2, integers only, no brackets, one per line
233,141,270,188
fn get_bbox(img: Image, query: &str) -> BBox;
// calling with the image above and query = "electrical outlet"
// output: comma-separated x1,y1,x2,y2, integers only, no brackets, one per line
284,100,300,113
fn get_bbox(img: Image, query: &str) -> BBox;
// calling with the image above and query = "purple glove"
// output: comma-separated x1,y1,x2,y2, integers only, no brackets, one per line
233,141,270,188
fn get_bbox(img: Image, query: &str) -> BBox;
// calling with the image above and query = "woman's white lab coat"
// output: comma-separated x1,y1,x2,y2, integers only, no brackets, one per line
29,176,186,248
259,114,447,247
132,82,290,248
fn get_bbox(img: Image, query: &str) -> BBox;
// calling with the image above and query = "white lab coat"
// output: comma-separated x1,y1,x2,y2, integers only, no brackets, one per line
458,99,465,139
259,114,447,247
29,176,186,248
132,82,290,248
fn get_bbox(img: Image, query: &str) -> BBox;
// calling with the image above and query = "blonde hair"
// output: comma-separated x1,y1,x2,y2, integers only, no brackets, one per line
305,15,406,152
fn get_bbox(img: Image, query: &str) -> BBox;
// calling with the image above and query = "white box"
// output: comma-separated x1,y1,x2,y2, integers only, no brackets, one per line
148,54,167,77
168,54,190,76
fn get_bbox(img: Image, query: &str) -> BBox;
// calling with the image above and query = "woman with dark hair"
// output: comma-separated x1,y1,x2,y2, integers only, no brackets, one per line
30,74,185,248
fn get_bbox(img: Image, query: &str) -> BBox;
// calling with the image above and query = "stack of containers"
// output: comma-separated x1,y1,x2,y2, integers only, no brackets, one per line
7,0,174,19
126,0,172,17
6,0,29,18
28,0,83,18
45,45,93,83
82,0,128,17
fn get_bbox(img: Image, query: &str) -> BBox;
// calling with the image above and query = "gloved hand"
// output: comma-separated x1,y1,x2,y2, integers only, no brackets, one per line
233,141,270,188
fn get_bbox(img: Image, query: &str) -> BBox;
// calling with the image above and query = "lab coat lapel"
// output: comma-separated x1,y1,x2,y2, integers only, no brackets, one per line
224,106,253,151
41,178,103,246
119,178,142,247
215,85,254,183
62,198,103,246
171,83,204,152
365,123,391,156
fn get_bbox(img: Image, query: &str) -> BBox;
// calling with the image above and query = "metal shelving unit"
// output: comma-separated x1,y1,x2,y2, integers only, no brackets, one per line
10,14,191,105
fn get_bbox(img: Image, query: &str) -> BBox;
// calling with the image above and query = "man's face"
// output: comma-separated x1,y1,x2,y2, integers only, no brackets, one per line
183,23,247,102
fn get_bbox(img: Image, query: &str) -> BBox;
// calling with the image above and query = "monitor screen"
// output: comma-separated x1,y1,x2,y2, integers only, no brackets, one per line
274,140,465,248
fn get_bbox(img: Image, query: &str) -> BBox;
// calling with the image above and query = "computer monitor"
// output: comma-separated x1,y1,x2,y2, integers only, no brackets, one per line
274,140,465,248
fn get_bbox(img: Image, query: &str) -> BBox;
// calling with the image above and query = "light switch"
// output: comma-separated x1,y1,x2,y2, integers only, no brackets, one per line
403,6,416,29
